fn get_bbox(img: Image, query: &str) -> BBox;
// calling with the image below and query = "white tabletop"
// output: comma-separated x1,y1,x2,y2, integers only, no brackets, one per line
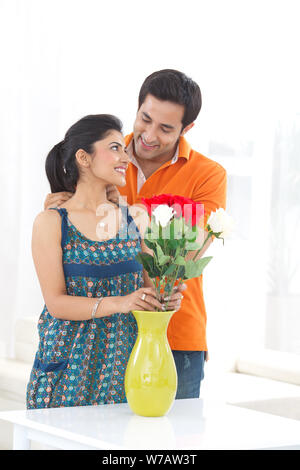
1,398,300,450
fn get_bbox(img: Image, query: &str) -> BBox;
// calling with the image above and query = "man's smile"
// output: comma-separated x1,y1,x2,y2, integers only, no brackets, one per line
139,135,159,150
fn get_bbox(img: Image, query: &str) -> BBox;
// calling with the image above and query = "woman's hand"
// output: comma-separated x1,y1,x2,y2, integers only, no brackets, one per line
162,283,187,312
44,192,73,210
117,287,163,313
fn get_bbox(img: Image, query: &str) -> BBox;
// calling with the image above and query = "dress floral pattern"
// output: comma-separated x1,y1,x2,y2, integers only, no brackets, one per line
26,206,143,409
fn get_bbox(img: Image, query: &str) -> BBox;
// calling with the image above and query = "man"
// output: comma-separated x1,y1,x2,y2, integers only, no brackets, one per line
45,69,227,399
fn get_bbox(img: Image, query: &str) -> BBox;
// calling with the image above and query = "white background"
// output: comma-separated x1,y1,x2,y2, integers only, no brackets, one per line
0,0,299,362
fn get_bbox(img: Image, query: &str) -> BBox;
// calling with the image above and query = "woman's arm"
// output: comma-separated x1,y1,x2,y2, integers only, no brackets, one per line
32,211,162,321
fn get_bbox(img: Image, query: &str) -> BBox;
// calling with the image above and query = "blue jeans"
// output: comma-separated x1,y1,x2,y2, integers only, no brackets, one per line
172,350,206,399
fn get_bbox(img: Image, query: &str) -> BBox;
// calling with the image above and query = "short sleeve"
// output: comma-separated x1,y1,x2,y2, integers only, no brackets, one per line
192,163,227,225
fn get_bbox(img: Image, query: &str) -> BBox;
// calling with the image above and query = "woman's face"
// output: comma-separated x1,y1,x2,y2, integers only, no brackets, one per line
88,130,130,187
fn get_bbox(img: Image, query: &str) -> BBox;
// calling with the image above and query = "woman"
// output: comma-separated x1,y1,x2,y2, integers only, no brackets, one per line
26,114,182,409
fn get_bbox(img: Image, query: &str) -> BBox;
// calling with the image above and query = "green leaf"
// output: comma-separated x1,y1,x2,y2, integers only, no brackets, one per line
185,241,202,251
135,252,153,268
161,263,177,277
167,238,180,251
184,256,213,279
143,237,156,251
135,252,161,277
156,244,171,265
174,255,186,266
177,265,186,279
183,223,197,241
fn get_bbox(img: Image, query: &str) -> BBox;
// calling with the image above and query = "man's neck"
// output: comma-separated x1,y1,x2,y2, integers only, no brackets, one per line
132,143,177,180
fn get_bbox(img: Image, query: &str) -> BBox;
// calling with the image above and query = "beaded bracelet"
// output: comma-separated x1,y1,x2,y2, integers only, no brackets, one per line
91,297,104,320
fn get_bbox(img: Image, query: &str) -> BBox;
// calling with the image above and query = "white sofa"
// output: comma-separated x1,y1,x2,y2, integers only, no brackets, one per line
0,316,300,449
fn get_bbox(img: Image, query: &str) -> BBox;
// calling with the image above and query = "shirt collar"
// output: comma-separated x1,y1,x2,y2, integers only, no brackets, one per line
126,140,180,193
126,138,180,169
125,134,191,192
125,133,191,164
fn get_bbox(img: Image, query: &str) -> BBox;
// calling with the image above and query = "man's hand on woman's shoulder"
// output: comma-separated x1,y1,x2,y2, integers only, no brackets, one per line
43,186,124,210
44,192,73,210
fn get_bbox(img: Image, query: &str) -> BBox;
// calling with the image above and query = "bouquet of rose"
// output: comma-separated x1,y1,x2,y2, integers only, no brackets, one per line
136,194,233,311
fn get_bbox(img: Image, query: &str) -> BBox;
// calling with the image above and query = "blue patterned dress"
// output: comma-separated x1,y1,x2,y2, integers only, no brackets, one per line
26,206,143,409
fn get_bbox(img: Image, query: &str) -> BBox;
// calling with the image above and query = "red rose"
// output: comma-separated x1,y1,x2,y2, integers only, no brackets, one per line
172,195,204,226
141,194,174,215
141,194,204,226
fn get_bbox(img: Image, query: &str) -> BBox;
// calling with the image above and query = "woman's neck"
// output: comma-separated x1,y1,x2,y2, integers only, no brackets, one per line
68,180,112,212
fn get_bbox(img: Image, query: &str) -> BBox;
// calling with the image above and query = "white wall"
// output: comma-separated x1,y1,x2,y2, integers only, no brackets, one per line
0,0,299,358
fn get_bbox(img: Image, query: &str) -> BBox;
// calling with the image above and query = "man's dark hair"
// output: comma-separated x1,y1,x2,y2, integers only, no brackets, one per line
138,69,202,129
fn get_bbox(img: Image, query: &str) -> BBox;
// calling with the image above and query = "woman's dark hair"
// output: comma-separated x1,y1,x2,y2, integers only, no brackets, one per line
138,69,202,129
45,114,123,193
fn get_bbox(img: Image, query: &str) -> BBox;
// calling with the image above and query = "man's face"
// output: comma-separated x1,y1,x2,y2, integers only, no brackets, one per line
133,94,185,162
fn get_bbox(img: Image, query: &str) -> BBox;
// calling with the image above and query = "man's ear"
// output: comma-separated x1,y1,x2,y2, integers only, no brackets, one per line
75,149,90,168
181,122,195,136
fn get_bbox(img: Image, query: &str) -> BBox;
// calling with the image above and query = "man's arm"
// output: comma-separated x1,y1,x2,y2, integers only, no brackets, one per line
185,229,213,261
187,164,227,260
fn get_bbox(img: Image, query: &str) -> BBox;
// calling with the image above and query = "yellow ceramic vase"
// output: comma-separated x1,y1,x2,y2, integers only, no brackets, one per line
125,310,177,417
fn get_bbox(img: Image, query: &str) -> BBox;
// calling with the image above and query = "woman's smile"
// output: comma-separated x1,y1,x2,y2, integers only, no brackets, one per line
114,165,127,175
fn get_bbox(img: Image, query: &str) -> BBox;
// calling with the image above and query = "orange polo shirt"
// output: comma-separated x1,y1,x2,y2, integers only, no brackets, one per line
118,133,227,351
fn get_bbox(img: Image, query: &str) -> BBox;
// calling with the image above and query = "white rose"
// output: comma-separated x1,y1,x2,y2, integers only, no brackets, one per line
152,204,175,227
207,208,234,238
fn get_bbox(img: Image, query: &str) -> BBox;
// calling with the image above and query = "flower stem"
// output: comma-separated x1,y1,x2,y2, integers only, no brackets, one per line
192,231,213,261
164,258,182,311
